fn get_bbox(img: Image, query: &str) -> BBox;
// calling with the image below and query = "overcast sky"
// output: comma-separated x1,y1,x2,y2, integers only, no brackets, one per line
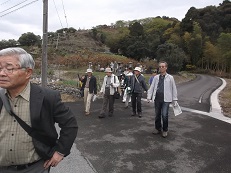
0,0,222,40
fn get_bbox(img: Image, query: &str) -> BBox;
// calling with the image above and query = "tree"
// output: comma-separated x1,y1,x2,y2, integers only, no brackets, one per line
0,39,19,49
203,41,220,70
18,32,41,46
129,22,144,37
217,32,231,73
183,22,203,67
156,43,187,73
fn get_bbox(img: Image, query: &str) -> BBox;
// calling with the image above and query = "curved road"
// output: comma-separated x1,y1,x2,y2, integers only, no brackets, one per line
51,74,231,173
177,74,222,112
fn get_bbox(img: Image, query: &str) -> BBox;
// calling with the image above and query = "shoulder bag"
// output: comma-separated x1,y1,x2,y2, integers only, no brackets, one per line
113,76,120,99
0,90,57,159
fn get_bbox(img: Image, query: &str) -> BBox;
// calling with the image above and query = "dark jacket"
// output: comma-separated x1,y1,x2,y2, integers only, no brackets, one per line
81,75,97,94
129,74,148,93
0,83,78,160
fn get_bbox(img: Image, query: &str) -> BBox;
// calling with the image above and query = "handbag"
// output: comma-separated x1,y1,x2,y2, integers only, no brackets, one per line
0,90,57,159
113,76,120,99
114,90,120,99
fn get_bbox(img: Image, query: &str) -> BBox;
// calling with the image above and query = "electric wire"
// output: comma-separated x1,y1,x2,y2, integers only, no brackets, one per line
0,0,30,14
0,0,39,17
61,0,68,28
52,0,64,29
0,0,12,6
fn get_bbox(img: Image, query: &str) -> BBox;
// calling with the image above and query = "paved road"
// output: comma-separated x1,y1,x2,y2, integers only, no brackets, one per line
52,74,231,173
177,74,222,112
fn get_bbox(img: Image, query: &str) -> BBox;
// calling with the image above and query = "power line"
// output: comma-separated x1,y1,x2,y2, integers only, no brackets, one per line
52,0,64,29
61,0,68,28
0,0,30,14
0,0,39,17
0,0,12,6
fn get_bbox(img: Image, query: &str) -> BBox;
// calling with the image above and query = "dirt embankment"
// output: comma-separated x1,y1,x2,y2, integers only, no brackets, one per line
219,78,231,118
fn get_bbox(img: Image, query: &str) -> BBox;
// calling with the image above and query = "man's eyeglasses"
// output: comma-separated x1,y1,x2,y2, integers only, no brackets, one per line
0,67,26,74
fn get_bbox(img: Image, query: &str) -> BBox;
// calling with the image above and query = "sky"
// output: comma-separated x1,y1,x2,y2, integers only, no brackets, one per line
0,0,223,40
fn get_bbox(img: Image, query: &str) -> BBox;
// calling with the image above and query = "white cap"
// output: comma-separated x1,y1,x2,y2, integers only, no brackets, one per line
134,67,141,72
86,69,93,73
105,67,112,73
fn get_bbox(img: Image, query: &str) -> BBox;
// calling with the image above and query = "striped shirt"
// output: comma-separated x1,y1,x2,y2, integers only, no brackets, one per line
0,83,40,166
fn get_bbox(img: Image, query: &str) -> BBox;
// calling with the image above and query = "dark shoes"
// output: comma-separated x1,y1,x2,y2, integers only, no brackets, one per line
131,112,136,116
98,114,105,119
152,129,161,135
131,112,142,118
152,130,168,138
138,113,142,118
98,113,113,118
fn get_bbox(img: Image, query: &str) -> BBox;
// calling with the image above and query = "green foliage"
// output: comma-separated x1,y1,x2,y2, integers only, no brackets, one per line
180,1,231,41
62,79,77,86
0,39,19,49
217,32,231,73
185,65,197,71
143,17,173,34
129,22,144,36
182,22,203,66
1,1,230,77
18,32,41,46
156,43,187,73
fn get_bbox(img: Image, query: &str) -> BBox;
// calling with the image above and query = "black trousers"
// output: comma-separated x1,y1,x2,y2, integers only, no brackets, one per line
131,92,142,114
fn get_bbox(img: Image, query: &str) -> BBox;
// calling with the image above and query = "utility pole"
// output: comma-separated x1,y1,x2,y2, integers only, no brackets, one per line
41,0,48,87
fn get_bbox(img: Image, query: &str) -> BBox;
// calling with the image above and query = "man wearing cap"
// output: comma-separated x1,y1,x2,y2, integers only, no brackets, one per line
99,67,120,118
147,61,178,138
129,67,148,118
81,69,97,115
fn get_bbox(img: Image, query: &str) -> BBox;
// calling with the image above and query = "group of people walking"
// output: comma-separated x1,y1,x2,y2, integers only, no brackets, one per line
0,47,178,173
80,61,178,138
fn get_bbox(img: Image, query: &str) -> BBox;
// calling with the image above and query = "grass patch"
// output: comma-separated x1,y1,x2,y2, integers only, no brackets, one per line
61,79,78,87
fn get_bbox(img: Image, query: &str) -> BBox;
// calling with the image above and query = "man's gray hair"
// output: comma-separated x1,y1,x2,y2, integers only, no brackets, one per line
0,47,35,69
159,61,168,67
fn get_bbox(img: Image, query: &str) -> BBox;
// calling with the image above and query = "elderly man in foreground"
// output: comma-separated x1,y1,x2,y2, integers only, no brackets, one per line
0,47,78,173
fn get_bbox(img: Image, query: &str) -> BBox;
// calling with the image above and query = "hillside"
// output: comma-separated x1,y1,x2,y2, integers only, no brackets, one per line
48,30,110,56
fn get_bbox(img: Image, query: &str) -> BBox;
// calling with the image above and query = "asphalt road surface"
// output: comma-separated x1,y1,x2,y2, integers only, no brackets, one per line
177,74,222,112
52,74,231,173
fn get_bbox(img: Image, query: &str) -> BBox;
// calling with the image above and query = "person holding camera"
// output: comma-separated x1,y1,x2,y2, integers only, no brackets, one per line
99,68,120,118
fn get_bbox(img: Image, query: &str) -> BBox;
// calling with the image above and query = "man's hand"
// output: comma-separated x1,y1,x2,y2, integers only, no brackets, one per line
173,100,178,107
147,99,151,103
44,151,64,169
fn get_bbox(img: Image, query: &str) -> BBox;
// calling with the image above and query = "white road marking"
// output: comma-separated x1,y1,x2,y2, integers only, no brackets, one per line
142,76,231,124
180,106,231,124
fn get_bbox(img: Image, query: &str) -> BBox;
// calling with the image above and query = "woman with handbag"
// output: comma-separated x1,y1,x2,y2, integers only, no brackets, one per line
99,68,120,118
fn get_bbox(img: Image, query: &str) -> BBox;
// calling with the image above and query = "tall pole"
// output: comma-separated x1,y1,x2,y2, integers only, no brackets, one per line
41,0,48,87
